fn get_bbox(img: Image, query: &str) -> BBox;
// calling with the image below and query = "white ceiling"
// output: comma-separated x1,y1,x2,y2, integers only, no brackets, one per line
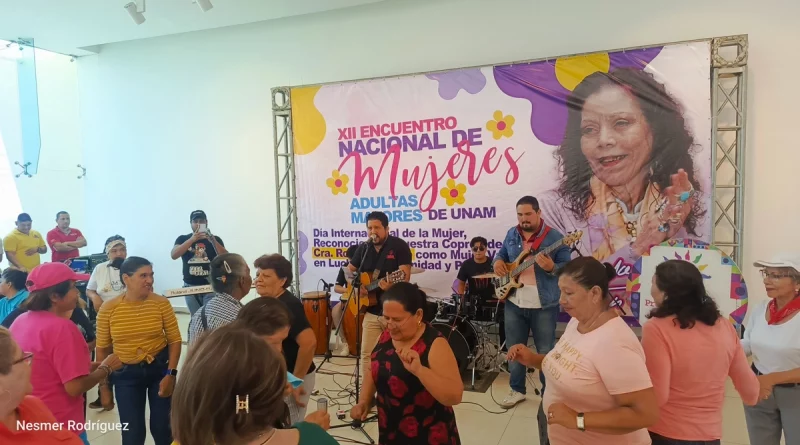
0,0,388,56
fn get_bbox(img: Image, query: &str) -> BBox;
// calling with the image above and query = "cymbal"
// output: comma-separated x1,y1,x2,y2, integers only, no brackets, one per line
410,267,425,275
472,273,498,279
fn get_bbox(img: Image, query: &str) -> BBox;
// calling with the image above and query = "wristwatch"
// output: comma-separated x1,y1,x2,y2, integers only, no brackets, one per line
577,413,585,432
165,368,178,377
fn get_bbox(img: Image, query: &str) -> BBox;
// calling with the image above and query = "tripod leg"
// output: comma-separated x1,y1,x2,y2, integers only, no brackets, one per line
318,293,351,370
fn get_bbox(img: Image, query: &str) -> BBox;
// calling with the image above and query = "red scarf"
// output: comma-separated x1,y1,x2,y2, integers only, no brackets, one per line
517,219,551,252
767,296,800,325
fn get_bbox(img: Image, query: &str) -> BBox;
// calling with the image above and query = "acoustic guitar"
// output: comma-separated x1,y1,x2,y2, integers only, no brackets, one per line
493,231,583,301
343,269,406,317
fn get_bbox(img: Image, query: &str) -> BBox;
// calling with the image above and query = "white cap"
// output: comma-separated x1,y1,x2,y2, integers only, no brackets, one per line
753,253,800,273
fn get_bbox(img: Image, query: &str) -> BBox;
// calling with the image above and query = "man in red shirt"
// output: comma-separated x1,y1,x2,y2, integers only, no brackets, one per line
46,211,87,263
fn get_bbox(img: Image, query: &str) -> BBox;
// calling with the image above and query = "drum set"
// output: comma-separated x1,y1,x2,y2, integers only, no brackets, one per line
425,287,506,389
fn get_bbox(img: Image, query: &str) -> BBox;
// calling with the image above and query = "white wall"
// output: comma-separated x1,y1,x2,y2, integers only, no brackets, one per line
76,0,800,306
0,44,85,268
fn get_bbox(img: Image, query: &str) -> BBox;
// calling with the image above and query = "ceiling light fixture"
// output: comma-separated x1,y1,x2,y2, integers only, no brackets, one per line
124,0,146,25
195,0,213,12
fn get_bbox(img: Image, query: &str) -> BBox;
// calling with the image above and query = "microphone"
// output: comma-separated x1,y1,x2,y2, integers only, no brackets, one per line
320,279,334,290
368,234,378,244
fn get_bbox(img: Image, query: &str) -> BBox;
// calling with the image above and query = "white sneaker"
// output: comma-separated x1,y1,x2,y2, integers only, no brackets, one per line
499,390,526,408
335,341,350,356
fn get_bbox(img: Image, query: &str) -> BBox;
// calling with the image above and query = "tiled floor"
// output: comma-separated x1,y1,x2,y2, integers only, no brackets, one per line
83,313,760,444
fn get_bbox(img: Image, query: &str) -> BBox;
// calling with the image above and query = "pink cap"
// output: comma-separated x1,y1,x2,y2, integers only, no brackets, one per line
26,262,91,292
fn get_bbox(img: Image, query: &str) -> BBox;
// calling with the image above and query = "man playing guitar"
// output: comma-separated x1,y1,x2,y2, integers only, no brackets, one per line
346,211,412,380
493,196,571,409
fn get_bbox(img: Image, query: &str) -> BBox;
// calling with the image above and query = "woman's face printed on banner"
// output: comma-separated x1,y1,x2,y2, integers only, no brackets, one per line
579,85,654,188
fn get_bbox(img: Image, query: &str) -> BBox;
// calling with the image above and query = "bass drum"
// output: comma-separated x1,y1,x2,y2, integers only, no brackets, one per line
432,318,478,372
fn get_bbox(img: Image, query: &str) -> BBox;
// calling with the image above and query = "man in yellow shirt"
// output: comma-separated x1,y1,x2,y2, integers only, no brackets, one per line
3,213,47,272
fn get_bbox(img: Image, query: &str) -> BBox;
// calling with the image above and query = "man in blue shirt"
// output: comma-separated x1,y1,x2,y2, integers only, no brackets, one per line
0,268,29,321
492,196,572,408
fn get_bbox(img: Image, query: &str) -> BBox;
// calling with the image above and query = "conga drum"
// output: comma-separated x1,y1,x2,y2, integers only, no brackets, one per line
340,295,363,355
302,291,331,355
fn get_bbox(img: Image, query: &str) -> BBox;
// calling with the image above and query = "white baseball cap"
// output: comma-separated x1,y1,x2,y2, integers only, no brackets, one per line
753,253,800,273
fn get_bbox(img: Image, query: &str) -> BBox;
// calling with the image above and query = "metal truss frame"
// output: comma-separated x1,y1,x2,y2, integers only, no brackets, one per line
710,35,748,264
272,35,750,291
271,86,301,295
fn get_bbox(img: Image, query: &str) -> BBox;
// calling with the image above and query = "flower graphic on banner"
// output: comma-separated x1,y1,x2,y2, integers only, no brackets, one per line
439,179,467,206
663,250,711,279
425,68,487,100
493,47,662,146
326,170,349,195
298,230,308,275
486,110,515,140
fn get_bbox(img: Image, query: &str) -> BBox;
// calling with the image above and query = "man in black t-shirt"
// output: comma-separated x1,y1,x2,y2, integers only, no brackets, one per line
346,211,412,380
170,210,227,316
455,236,505,347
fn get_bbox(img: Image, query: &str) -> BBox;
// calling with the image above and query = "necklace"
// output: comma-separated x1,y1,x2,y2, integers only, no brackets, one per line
578,311,615,334
255,429,277,444
616,206,638,241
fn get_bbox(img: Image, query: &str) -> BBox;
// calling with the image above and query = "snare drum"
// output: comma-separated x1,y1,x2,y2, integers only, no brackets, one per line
301,291,331,355
426,295,457,322
432,318,478,372
473,297,505,323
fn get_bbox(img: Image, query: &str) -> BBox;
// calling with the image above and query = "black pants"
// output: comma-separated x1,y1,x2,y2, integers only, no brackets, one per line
650,432,721,445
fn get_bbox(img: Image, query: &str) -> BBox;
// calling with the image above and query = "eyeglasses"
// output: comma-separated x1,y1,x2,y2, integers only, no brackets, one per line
383,315,414,329
472,246,486,252
760,270,797,281
12,352,33,366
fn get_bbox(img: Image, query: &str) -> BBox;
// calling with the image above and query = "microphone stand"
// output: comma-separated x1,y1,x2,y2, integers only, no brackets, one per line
329,240,376,443
317,280,350,370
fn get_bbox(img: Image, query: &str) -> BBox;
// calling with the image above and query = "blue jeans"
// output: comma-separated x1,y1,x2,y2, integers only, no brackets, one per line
504,301,558,394
79,431,90,445
183,282,215,316
111,348,173,445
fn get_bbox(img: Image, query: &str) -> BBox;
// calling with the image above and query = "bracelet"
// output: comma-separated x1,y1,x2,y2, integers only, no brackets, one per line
97,365,112,380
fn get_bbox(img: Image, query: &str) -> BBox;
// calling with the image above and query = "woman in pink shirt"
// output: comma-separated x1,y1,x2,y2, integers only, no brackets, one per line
641,260,759,445
8,263,122,444
0,326,84,444
508,256,658,444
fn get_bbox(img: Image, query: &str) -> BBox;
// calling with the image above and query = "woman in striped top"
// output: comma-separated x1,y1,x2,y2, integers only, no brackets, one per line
95,257,183,445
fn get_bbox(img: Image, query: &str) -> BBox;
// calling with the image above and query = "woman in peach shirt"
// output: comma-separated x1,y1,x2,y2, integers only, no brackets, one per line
508,256,658,444
641,260,759,445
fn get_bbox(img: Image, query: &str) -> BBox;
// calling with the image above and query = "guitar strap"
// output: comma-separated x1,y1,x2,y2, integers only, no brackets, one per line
531,226,551,252
371,240,392,283
520,222,551,253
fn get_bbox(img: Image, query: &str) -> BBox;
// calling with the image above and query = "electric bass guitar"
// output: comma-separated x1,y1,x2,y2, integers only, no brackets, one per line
344,269,406,317
493,231,583,301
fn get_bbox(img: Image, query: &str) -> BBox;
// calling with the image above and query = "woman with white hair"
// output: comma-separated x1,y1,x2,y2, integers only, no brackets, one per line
742,253,800,445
